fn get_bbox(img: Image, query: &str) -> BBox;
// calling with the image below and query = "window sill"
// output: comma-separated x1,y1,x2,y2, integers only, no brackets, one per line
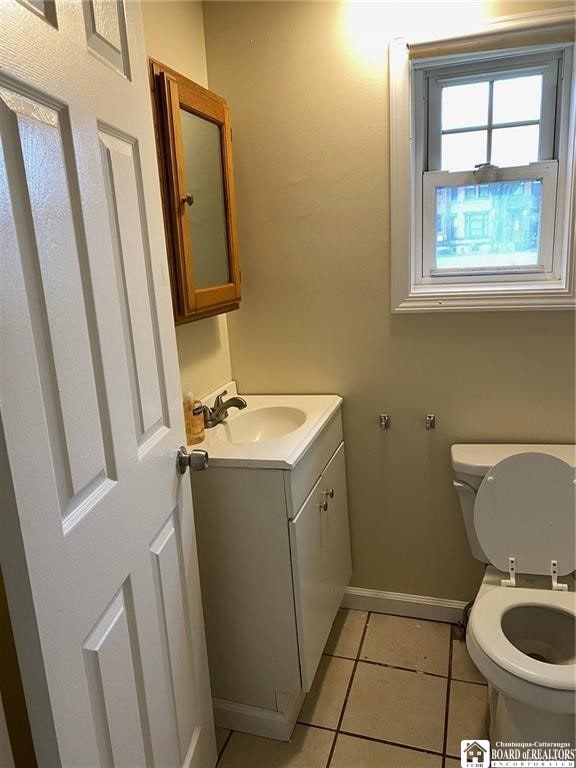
393,282,575,312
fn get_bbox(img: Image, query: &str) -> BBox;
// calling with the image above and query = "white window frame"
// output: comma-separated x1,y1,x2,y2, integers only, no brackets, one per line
390,14,576,313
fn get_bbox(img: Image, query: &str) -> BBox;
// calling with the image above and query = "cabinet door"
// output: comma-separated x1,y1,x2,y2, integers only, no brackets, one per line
289,442,352,692
322,443,352,618
289,476,332,691
149,60,241,323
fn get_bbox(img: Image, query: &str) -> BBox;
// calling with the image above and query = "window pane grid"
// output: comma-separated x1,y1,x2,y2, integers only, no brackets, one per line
439,74,543,170
442,119,540,135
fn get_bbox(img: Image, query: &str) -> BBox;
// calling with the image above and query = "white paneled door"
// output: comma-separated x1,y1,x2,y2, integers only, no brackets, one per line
0,2,215,766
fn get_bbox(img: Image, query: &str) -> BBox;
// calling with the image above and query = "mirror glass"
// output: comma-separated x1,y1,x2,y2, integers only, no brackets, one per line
180,107,230,288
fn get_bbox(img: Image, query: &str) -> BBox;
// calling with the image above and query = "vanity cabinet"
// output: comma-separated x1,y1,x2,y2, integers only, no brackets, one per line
191,408,351,740
149,59,241,323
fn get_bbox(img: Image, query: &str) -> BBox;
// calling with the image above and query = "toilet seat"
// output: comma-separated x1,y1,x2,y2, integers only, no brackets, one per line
469,586,576,691
474,453,576,576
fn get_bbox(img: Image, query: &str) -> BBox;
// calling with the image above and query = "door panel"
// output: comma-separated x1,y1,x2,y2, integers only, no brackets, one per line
83,585,149,767
150,511,198,763
83,0,130,77
0,85,116,527
99,126,169,450
0,2,215,765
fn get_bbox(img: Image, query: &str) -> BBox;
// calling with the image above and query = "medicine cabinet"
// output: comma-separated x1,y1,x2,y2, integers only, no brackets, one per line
149,59,241,323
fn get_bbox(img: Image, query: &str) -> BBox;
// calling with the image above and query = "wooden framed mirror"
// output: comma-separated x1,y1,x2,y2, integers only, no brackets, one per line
149,59,241,323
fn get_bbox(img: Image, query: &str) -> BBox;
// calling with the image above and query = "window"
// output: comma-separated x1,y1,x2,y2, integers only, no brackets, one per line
389,22,575,312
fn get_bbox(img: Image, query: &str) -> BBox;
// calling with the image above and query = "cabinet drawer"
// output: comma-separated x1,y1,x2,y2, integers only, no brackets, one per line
286,409,343,517
289,443,351,691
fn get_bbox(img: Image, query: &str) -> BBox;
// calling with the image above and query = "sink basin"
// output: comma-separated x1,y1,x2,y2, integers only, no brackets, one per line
217,406,306,445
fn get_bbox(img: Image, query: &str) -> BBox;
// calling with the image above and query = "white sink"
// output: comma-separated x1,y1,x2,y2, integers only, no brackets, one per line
217,406,306,445
190,384,342,468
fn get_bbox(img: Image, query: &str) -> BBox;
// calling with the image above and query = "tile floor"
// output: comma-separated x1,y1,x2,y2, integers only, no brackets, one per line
215,609,488,767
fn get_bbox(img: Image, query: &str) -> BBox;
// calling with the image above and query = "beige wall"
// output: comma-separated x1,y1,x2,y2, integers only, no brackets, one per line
142,0,232,399
203,1,576,601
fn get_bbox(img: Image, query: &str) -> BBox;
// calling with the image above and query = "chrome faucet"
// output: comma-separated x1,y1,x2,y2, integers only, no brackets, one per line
202,390,247,428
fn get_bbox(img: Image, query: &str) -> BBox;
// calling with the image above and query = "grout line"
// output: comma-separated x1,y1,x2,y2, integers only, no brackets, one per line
324,610,371,768
353,656,451,681
360,610,456,627
337,729,446,758
296,721,336,733
450,676,487,687
323,650,485,688
441,627,456,768
215,729,234,766
323,651,362,662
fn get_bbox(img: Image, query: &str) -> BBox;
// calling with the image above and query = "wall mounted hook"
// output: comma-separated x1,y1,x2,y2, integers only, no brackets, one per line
425,414,436,430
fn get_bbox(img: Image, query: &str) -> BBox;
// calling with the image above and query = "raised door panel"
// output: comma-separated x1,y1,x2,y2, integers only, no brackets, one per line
289,476,332,691
83,586,149,766
98,126,169,455
150,511,199,764
16,0,57,27
0,85,118,535
321,444,352,619
83,0,130,77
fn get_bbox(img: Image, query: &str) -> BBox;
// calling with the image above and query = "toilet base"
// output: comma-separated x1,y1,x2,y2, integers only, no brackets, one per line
489,684,576,746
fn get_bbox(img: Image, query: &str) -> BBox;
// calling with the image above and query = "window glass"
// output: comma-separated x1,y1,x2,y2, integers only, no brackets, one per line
492,75,542,124
442,81,489,130
435,179,542,269
491,124,540,167
441,130,487,171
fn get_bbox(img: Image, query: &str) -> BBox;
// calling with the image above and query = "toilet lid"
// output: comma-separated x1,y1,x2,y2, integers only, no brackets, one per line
474,453,576,576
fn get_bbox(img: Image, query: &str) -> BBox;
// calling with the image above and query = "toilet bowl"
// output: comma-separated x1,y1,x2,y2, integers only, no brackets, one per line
451,445,576,744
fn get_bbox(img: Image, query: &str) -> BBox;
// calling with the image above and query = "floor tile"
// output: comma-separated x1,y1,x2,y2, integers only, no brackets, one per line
298,655,354,729
330,733,443,768
445,760,461,766
215,726,231,756
451,639,486,684
218,724,333,768
361,614,451,676
446,680,489,757
324,609,367,659
341,661,447,752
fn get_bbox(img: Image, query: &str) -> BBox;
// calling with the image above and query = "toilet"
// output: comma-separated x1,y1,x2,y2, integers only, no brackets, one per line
452,444,576,744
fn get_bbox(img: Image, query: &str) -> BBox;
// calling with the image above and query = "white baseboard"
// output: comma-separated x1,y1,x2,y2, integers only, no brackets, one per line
213,691,305,742
342,586,469,624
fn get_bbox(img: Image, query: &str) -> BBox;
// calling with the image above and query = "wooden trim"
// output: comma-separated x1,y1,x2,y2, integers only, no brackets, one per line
409,9,575,60
174,301,239,325
213,693,305,742
342,586,468,624
148,58,241,324
148,61,179,318
159,71,197,316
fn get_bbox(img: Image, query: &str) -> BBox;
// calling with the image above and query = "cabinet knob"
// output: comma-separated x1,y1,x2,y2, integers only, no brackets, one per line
324,488,335,499
318,500,328,512
181,192,195,206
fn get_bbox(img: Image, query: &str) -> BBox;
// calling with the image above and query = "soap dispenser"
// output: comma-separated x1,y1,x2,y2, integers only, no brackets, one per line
183,385,205,445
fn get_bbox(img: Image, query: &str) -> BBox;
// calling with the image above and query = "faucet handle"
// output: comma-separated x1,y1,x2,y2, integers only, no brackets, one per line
213,390,228,408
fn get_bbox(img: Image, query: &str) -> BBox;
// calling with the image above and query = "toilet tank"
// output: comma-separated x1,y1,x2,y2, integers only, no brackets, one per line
451,444,576,564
